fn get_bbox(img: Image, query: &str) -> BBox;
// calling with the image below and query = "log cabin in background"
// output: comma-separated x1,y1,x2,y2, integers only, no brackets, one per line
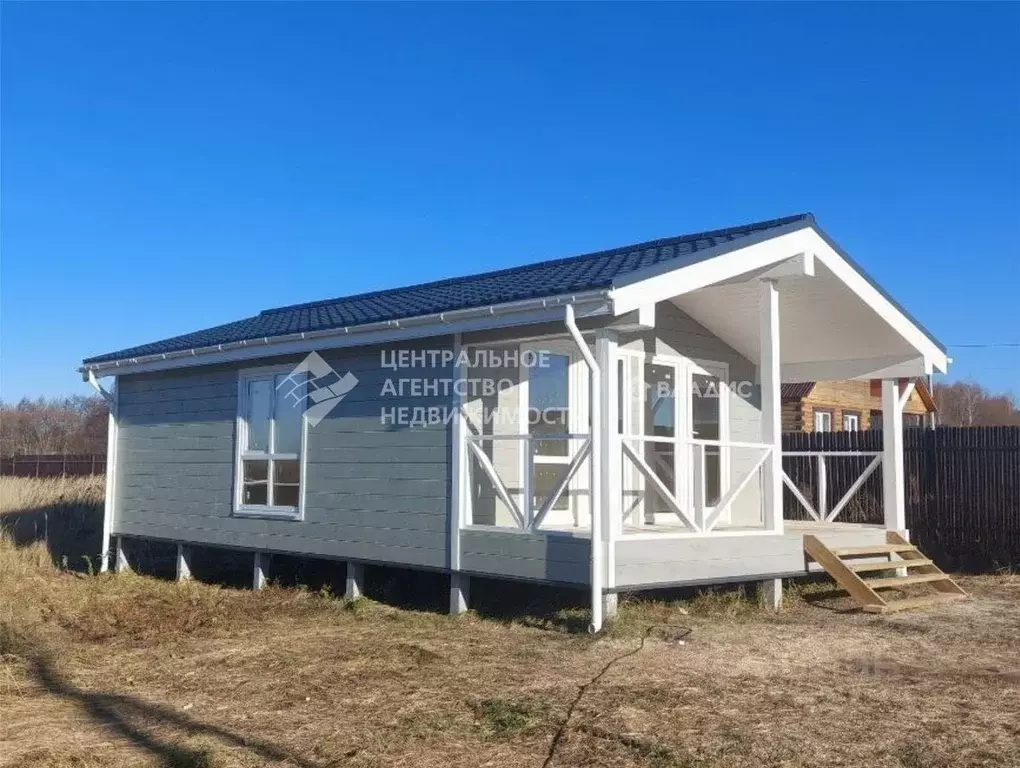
781,378,936,432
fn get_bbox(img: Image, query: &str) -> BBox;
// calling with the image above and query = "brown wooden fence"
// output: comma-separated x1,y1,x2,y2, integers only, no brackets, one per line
0,454,106,478
782,426,1020,572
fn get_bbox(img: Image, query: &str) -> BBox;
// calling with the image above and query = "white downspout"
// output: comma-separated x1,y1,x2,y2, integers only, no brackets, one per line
564,305,603,633
87,371,118,573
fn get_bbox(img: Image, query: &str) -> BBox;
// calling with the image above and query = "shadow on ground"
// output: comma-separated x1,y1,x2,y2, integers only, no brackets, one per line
0,497,103,573
0,624,324,768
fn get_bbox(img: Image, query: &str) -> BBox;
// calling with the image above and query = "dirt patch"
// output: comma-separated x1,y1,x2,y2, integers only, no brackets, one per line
1,498,1018,766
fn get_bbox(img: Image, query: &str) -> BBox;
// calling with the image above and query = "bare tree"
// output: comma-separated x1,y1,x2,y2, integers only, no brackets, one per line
0,396,109,455
933,380,1020,427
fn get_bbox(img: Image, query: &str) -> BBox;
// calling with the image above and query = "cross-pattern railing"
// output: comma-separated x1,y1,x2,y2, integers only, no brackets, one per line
781,450,882,523
621,437,772,534
465,433,591,531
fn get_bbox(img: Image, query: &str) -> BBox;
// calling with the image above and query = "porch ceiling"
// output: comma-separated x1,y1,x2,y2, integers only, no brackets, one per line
673,261,926,382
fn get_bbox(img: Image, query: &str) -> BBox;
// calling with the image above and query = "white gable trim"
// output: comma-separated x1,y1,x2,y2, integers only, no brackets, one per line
610,229,816,314
802,228,947,372
608,225,947,374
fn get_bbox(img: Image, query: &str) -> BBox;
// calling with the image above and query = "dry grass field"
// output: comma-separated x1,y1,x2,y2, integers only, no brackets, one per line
1,476,1018,768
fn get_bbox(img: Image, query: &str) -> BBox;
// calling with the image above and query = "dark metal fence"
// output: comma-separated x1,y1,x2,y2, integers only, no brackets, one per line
0,454,106,478
782,426,1020,572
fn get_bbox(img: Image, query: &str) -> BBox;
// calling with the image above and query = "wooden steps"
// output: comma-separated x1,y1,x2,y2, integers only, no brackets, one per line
848,558,934,573
830,544,915,557
867,572,952,589
804,532,967,614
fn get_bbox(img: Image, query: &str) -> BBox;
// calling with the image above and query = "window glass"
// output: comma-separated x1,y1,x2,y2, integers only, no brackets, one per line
692,373,723,506
273,374,303,454
529,353,570,457
533,464,569,511
691,374,721,441
646,442,675,493
243,460,269,505
814,411,833,432
273,459,301,507
246,380,272,452
844,412,860,431
703,451,721,507
645,364,675,438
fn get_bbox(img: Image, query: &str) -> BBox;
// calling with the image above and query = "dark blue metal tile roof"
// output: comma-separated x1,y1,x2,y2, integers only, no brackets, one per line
83,213,812,364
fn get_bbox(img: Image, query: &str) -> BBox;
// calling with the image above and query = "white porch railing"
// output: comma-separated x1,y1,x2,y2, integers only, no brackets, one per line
621,436,772,534
465,433,591,532
781,451,882,523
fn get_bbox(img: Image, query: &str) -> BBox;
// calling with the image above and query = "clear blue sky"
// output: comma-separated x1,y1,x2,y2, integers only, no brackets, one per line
2,2,1018,401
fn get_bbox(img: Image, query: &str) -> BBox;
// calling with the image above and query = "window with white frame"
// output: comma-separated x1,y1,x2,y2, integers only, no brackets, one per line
236,369,306,515
843,411,860,431
813,409,833,432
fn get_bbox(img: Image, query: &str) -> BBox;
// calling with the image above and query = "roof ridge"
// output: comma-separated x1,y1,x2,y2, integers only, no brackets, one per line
260,212,813,316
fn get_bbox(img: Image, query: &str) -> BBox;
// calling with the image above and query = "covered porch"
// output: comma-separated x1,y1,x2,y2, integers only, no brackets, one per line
450,223,948,630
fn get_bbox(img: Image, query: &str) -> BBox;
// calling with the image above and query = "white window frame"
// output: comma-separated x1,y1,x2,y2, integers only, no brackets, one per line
234,364,308,519
813,409,833,432
843,411,860,431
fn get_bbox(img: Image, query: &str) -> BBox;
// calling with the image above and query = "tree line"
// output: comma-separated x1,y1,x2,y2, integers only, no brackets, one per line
0,396,109,455
932,380,1020,427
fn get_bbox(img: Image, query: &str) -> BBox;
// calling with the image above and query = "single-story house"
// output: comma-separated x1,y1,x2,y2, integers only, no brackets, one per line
781,378,936,432
81,213,960,629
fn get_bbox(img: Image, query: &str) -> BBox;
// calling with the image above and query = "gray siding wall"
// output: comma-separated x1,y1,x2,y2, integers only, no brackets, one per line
614,527,888,589
460,529,590,584
111,308,814,591
114,340,454,569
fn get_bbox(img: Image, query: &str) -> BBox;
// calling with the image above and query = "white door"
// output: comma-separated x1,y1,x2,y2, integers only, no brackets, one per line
519,341,590,528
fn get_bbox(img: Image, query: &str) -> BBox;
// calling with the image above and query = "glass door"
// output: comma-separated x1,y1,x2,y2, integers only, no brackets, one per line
520,341,589,527
642,360,679,522
688,361,730,522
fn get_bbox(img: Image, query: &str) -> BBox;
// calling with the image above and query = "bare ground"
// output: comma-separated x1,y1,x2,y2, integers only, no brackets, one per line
1,527,1018,768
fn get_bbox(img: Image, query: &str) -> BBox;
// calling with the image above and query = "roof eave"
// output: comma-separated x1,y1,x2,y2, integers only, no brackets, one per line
80,289,613,379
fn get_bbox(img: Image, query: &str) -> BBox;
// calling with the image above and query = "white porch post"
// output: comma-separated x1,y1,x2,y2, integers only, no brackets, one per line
596,330,619,618
882,379,907,532
564,305,603,632
759,279,783,534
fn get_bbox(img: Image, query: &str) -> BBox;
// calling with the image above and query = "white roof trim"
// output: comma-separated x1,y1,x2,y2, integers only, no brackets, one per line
608,225,948,374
